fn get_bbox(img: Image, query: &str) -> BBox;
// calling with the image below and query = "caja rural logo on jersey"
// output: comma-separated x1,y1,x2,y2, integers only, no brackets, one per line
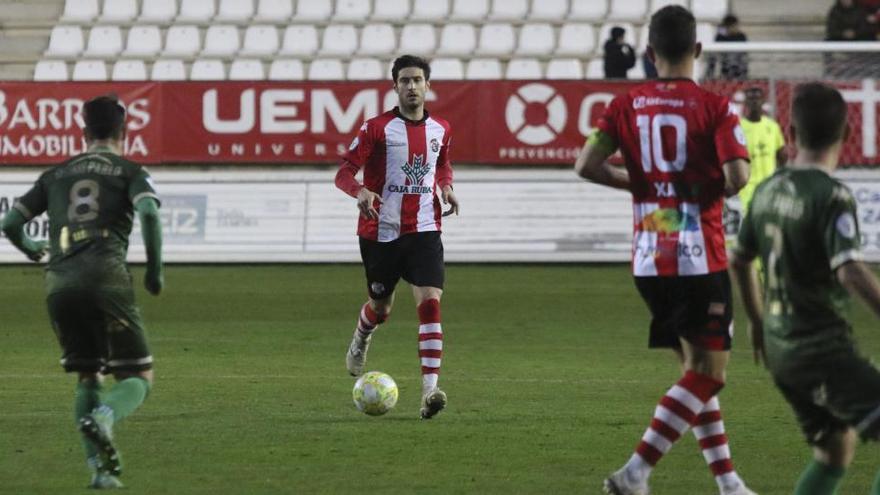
389,154,433,194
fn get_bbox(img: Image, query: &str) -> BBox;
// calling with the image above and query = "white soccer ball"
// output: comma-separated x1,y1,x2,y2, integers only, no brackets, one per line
352,371,399,416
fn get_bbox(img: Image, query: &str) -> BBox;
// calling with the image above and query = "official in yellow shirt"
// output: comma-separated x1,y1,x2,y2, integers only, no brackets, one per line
738,86,788,211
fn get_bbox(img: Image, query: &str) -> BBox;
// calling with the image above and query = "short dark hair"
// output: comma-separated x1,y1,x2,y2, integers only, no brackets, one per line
391,55,430,83
611,26,626,40
791,82,847,151
648,5,697,64
722,14,739,27
83,94,126,140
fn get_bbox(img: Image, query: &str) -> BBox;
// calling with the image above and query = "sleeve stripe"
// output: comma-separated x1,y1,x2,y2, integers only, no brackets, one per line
132,192,160,206
830,249,862,270
12,202,33,220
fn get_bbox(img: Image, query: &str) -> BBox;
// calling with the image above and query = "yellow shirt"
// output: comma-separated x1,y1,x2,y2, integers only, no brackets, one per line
738,115,785,210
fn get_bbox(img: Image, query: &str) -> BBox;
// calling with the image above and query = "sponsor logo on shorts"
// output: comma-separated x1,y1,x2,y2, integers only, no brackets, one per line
370,282,385,295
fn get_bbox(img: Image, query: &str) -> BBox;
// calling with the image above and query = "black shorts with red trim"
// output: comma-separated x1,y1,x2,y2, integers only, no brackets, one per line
359,231,444,300
634,271,733,351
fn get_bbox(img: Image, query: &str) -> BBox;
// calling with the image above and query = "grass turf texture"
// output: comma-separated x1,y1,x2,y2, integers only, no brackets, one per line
0,264,877,494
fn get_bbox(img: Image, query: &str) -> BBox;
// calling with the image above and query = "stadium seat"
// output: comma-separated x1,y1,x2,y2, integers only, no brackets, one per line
556,23,596,56
529,0,568,20
516,23,555,56
72,60,107,81
489,0,528,21
477,24,515,56
400,24,437,55
334,0,371,21
139,0,178,23
60,0,98,22
268,59,305,80
569,0,608,20
585,58,604,79
696,22,715,43
99,0,138,22
33,60,69,81
45,26,84,58
229,59,265,80
651,0,688,12
410,0,449,21
254,0,293,20
638,23,650,52
240,25,279,56
505,58,542,79
190,59,226,80
216,0,255,21
84,26,123,57
295,0,333,21
202,26,240,57
373,0,410,20
177,0,216,21
319,25,357,56
347,58,384,80
465,58,502,79
123,26,162,57
359,24,396,55
163,25,201,57
436,24,476,56
279,25,319,55
546,58,584,79
150,59,186,80
430,58,464,80
692,0,727,21
450,0,489,21
630,60,646,80
598,23,636,53
308,59,345,80
111,60,148,80
608,0,647,21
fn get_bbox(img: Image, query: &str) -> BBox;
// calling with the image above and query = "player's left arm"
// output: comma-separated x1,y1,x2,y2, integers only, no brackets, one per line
1,179,48,262
436,130,458,217
773,120,788,167
729,208,766,365
575,130,630,190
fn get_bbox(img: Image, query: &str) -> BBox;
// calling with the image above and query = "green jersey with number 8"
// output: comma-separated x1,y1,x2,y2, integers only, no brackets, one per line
13,147,160,293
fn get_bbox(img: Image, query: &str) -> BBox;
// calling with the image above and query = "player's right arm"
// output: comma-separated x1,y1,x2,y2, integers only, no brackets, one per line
723,158,750,197
1,178,49,262
336,121,383,220
837,261,880,318
129,168,163,295
714,97,751,197
730,207,766,365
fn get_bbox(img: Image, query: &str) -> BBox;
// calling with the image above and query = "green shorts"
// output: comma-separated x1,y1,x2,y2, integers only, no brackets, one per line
47,288,153,374
772,345,880,444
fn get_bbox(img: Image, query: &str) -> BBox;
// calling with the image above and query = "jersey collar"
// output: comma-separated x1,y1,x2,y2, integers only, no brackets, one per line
393,106,429,126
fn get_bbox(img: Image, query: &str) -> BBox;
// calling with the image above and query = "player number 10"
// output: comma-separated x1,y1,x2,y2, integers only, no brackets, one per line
636,113,687,173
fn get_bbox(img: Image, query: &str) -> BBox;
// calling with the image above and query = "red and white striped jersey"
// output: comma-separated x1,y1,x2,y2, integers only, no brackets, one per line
596,79,749,277
336,108,453,242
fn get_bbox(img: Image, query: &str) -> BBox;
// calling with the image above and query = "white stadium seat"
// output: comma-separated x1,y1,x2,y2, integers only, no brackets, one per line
216,0,255,21
630,59,646,79
45,26,84,57
150,59,186,80
489,0,528,21
295,0,333,21
465,58,502,79
163,25,201,56
373,0,410,20
547,58,584,79
319,24,357,56
254,0,293,21
33,60,69,81
638,23,650,52
410,0,449,21
516,23,555,56
308,59,345,80
72,60,107,81
229,59,265,80
477,24,515,56
529,0,567,20
556,23,596,56
139,0,178,23
84,26,123,57
123,26,162,57
608,0,647,21
437,24,475,55
177,0,215,21
399,24,437,55
280,25,319,55
697,21,716,44
334,0,371,21
202,25,240,57
693,0,727,21
585,58,604,79
61,0,98,22
505,58,542,79
598,22,636,53
651,0,689,12
359,24,396,55
430,58,464,80
190,59,225,80
100,0,138,22
240,25,279,56
111,60,148,80
450,0,489,21
570,0,608,20
268,59,305,80
347,58,384,80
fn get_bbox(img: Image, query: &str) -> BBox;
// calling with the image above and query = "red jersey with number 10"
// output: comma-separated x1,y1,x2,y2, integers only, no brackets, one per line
596,79,749,277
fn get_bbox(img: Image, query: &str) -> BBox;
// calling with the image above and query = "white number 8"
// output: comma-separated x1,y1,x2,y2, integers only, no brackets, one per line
68,179,100,222
637,113,687,173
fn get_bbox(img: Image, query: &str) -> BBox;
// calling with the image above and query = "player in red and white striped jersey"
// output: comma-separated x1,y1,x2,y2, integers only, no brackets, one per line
336,55,459,420
575,6,756,495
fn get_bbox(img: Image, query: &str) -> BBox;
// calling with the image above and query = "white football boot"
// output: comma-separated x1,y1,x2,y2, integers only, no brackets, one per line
721,485,758,495
603,468,650,495
419,388,447,420
345,331,371,377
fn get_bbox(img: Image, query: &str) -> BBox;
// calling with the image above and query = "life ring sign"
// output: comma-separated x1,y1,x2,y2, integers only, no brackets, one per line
505,83,568,146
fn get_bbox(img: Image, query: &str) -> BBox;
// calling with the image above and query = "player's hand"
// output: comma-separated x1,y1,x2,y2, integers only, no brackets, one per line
748,321,767,367
441,185,459,217
27,241,48,262
144,268,163,296
356,188,383,220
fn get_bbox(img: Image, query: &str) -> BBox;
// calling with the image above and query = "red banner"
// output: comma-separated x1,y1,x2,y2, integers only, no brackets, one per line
1,80,878,166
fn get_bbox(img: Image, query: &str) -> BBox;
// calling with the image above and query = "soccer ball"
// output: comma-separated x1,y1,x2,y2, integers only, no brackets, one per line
352,371,399,416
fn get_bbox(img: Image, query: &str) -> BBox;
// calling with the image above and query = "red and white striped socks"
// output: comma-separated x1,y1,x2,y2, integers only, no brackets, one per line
356,302,384,339
417,299,443,393
692,396,746,492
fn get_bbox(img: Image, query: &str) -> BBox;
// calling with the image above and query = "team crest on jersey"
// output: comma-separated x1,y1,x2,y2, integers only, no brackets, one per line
401,154,430,185
430,138,439,153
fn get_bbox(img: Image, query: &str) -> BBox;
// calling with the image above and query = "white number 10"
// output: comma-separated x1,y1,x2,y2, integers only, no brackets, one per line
636,113,687,173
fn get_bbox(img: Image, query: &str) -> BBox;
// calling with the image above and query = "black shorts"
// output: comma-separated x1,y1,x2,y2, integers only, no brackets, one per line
359,231,444,300
634,271,733,351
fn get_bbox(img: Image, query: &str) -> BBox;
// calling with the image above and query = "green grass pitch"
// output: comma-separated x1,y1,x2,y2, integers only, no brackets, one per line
0,264,877,494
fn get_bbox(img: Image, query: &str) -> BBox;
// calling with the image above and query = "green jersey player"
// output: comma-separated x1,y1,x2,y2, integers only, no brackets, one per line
732,83,880,495
1,95,163,489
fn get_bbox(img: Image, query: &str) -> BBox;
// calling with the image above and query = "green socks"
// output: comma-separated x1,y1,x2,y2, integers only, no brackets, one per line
101,377,151,424
794,460,845,495
75,380,102,459
872,469,880,495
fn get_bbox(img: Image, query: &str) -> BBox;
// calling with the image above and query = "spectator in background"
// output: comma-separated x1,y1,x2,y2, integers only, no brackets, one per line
705,15,749,79
642,51,658,78
827,0,872,40
603,26,636,79
858,0,880,37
